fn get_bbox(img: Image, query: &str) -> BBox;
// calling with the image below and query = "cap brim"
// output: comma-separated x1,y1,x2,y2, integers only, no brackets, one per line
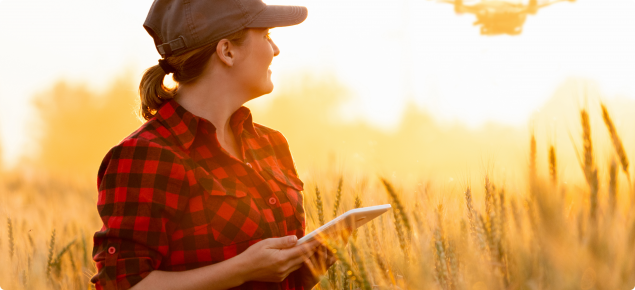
247,5,308,28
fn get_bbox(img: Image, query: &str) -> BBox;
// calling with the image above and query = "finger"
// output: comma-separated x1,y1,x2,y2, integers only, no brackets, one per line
280,246,319,268
285,240,322,259
266,235,298,249
327,254,338,266
287,248,320,271
314,246,329,272
303,249,329,276
302,260,323,279
302,254,319,274
284,262,305,278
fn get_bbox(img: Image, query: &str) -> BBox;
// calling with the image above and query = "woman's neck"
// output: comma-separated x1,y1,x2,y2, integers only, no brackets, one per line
175,73,249,160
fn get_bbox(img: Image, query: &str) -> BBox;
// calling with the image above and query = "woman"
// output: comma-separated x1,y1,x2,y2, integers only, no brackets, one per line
91,0,335,289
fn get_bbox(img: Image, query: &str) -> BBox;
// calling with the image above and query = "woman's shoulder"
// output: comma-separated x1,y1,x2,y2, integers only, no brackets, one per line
98,118,186,175
252,123,290,146
252,123,301,177
112,117,181,151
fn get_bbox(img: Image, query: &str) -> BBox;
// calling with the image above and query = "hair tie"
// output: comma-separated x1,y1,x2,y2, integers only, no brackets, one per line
158,59,176,74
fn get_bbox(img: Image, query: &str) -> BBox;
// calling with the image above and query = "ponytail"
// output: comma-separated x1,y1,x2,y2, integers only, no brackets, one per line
139,63,176,121
138,28,249,121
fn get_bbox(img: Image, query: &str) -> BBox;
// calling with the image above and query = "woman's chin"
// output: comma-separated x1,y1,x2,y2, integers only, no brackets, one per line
263,83,274,95
253,82,274,98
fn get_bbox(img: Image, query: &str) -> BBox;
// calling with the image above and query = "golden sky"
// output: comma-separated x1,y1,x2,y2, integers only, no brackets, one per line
0,0,634,165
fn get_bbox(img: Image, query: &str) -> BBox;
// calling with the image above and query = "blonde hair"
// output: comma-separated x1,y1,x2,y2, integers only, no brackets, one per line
138,29,249,121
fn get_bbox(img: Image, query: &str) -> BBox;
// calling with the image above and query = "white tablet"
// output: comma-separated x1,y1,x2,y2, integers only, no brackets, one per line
297,204,392,245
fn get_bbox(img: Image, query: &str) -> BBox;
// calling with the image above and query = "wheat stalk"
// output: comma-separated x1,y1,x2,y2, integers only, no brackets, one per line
609,158,618,212
485,176,495,217
349,241,372,290
477,214,491,256
315,184,334,289
369,220,393,284
549,145,558,186
327,242,368,290
392,205,410,264
465,187,487,251
601,103,633,205
315,185,325,226
510,198,522,232
498,189,508,241
434,204,454,290
81,229,88,266
530,133,537,189
46,229,56,280
54,239,76,265
326,241,357,290
581,109,599,220
353,194,362,242
433,227,450,290
601,104,630,175
381,178,412,233
447,240,460,290
333,177,343,219
7,218,14,259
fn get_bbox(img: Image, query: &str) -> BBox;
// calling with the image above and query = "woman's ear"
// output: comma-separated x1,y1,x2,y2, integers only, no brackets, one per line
216,39,235,67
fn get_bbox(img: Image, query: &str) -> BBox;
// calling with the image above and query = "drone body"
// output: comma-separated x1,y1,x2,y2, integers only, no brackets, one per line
438,0,576,35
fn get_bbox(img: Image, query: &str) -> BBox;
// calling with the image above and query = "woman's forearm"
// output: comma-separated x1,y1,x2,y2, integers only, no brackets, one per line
130,253,250,290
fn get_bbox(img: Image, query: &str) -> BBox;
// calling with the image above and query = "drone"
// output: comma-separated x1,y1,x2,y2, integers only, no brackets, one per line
436,0,576,35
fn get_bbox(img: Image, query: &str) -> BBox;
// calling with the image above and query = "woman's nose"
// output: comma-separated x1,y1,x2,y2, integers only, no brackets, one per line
271,40,280,57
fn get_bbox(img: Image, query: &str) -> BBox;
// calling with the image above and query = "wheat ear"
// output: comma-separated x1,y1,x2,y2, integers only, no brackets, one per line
549,145,558,186
601,104,630,176
333,177,343,219
353,194,362,242
315,185,325,226
581,109,599,220
7,218,14,259
609,158,618,212
381,178,412,233
601,103,633,204
46,229,56,280
530,133,537,189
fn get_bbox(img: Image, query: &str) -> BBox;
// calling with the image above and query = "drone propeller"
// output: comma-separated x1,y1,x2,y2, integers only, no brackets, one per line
537,0,576,9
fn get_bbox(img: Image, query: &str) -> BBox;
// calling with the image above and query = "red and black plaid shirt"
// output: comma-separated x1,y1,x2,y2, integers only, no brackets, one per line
92,99,306,290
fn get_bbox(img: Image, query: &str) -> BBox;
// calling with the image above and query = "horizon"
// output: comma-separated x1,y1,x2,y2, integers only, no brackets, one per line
0,0,634,165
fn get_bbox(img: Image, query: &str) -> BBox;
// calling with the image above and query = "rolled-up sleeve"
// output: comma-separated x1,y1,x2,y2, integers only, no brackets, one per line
91,138,190,290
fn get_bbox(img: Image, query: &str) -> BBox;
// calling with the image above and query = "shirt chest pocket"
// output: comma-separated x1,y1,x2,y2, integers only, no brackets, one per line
262,165,306,229
198,176,264,246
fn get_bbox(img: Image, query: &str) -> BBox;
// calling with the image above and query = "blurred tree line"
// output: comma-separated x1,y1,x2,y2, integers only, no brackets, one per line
31,76,141,176
27,72,635,184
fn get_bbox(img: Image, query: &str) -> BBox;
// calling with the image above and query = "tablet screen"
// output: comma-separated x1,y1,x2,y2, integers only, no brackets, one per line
297,204,391,245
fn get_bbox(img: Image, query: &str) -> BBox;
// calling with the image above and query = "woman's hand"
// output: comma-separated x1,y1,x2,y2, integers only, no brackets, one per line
298,230,353,289
238,235,322,283
298,244,338,288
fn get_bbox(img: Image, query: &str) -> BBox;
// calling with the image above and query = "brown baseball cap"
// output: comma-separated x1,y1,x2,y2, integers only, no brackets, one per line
143,0,308,58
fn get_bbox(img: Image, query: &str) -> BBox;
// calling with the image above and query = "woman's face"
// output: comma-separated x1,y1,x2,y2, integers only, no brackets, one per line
234,28,280,98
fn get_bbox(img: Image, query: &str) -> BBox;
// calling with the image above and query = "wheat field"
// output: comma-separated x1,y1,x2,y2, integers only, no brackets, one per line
1,110,634,290
1,79,635,289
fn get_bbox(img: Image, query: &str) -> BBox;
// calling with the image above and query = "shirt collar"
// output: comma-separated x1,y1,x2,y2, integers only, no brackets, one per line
229,106,258,139
155,99,259,150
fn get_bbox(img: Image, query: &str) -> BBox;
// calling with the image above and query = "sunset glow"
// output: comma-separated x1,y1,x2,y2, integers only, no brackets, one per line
0,0,634,165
